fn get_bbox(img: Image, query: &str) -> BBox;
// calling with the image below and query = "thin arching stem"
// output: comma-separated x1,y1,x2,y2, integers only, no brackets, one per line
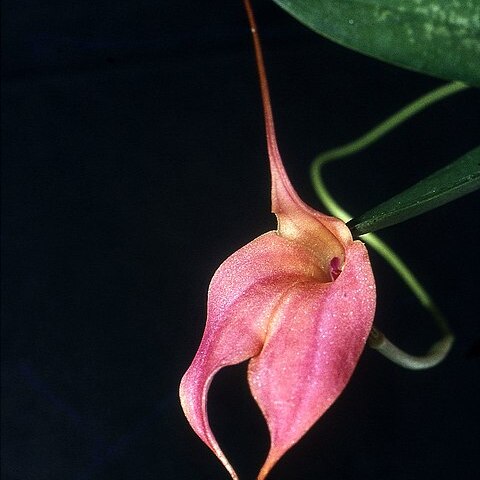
310,82,468,369
368,327,454,370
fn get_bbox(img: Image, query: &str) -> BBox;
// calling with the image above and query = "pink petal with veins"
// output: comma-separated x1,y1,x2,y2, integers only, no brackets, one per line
248,241,376,479
179,230,340,478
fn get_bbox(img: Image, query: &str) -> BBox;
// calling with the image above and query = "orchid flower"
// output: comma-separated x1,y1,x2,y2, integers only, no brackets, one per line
179,2,376,478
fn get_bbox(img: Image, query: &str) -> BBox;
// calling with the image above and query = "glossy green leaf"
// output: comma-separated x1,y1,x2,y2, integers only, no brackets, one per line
347,146,480,236
273,0,480,86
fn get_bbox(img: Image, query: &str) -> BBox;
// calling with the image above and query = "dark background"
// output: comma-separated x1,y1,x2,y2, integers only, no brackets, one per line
2,1,479,479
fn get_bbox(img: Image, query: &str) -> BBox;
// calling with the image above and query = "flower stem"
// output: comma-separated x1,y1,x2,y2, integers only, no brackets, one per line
310,82,468,369
310,82,468,183
368,327,454,370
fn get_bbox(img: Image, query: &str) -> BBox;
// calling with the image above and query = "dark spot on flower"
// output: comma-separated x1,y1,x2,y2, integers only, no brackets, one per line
330,257,342,281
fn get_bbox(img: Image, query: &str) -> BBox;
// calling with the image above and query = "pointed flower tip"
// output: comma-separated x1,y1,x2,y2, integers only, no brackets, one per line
256,449,281,480
179,368,240,479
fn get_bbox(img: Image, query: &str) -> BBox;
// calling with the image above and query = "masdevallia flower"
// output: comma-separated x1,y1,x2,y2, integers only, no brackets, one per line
179,5,376,478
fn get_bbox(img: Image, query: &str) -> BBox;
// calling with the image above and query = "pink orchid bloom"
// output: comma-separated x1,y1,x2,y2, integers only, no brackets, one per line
179,3,376,479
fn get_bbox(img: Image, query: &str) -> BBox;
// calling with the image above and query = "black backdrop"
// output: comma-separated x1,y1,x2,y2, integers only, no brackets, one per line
2,1,480,479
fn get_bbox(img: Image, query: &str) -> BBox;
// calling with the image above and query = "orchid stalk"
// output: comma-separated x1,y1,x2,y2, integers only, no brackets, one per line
179,1,376,478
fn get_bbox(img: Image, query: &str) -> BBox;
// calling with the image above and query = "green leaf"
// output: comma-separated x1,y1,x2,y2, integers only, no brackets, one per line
347,146,480,236
273,0,480,86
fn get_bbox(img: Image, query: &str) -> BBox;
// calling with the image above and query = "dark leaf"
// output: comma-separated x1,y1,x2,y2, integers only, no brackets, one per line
348,146,480,235
273,0,480,85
